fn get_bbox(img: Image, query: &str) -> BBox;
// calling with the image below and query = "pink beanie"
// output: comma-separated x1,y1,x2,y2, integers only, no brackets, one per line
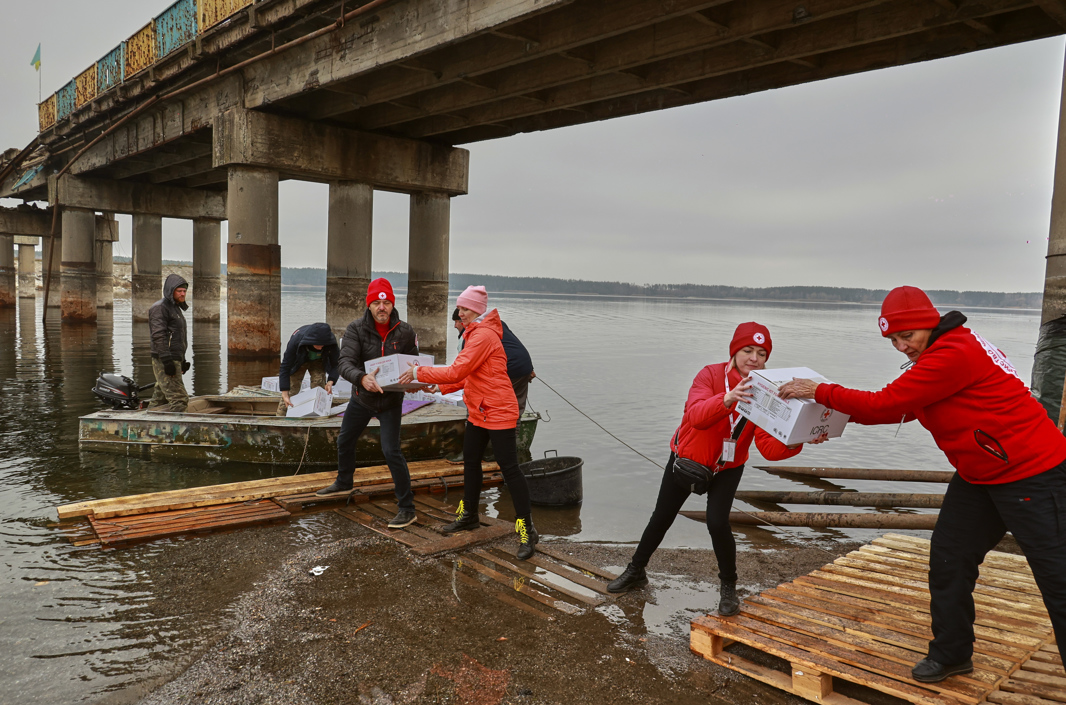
456,285,488,315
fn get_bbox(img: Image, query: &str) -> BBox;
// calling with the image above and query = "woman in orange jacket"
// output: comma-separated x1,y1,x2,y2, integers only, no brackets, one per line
399,286,538,559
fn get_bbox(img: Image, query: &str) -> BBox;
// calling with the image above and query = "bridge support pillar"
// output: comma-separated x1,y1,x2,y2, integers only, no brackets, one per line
0,235,14,307
96,214,117,310
60,208,97,322
193,218,222,322
17,240,35,298
327,181,373,337
226,166,279,358
408,193,450,363
132,215,162,321
42,234,62,309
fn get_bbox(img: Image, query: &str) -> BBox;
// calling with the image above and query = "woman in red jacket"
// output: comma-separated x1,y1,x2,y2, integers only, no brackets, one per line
398,286,538,559
608,323,821,616
779,286,1066,683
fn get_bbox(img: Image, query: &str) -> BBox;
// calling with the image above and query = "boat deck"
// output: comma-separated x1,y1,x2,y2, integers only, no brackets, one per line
691,533,1061,705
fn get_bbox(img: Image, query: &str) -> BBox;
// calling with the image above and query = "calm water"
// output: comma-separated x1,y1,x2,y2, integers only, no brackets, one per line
0,291,1044,703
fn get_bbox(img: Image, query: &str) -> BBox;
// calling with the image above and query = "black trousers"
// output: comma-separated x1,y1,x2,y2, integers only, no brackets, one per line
928,461,1066,664
462,422,532,518
630,453,744,583
335,402,414,511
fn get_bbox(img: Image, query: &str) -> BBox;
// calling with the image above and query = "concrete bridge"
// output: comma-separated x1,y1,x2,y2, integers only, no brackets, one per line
3,0,1066,366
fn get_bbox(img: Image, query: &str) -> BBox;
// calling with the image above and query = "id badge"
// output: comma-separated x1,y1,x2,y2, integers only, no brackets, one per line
721,440,736,464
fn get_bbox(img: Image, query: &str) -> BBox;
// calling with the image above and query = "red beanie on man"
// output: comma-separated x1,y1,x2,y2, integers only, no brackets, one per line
729,322,772,359
366,278,395,307
878,286,941,337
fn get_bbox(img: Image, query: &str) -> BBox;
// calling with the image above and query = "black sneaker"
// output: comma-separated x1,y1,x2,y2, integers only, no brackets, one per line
911,657,973,683
607,563,648,593
315,481,352,496
718,581,740,616
441,500,479,534
515,516,539,560
388,509,417,529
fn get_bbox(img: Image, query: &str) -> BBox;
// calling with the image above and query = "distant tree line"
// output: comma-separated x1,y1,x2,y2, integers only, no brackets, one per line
112,259,1042,309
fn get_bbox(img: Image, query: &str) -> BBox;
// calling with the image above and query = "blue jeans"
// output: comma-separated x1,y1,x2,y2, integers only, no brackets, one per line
335,401,414,511
928,461,1066,664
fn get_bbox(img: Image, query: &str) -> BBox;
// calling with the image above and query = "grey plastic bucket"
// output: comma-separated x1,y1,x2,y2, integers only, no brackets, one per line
519,450,583,506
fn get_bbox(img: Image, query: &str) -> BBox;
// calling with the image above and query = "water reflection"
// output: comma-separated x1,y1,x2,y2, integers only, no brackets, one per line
192,322,221,397
0,308,14,383
131,322,154,392
227,356,277,389
17,299,37,379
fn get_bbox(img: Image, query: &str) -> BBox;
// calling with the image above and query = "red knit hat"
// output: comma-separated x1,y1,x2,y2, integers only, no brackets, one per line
729,322,772,359
366,278,394,307
878,286,941,337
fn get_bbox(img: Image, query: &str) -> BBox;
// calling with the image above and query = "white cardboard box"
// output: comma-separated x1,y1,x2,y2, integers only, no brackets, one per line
405,389,466,407
363,353,435,391
286,386,334,418
262,372,311,392
333,378,353,397
735,366,849,445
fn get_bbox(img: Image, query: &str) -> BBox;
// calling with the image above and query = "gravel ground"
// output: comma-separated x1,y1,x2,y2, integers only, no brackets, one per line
89,510,870,705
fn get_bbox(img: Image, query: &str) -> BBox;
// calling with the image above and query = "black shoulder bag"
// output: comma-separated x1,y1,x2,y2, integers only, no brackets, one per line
672,418,748,495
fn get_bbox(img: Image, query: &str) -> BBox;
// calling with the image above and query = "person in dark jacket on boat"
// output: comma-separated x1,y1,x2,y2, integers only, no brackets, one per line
276,322,340,416
453,306,535,413
779,286,1066,683
147,273,190,411
316,278,422,529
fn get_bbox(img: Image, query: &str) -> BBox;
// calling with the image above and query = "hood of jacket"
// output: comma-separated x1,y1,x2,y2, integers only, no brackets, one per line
163,273,190,311
926,310,967,349
462,308,503,342
298,322,337,348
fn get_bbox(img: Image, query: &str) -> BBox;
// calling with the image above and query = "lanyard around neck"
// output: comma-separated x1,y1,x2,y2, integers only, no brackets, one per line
723,363,741,435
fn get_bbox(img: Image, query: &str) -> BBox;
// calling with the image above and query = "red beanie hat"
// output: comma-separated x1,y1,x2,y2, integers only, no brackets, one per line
366,278,395,307
729,322,772,359
878,286,940,337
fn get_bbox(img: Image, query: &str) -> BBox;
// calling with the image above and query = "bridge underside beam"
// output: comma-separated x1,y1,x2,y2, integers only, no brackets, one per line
212,109,469,195
272,0,1060,145
49,175,227,220
0,207,51,237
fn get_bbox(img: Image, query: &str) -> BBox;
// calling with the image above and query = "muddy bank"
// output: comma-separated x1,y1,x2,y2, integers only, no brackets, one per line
99,511,868,705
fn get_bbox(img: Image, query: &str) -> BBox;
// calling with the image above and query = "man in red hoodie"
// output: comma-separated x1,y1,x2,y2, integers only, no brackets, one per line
780,286,1066,683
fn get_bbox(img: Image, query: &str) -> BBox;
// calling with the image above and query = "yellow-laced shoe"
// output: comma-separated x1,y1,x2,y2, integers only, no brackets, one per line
441,499,479,535
515,516,539,560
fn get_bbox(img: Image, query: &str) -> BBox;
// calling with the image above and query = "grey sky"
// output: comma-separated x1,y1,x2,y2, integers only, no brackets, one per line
2,1,1064,292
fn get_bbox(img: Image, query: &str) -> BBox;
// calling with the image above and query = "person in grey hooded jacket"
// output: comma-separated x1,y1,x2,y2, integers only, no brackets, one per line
147,273,190,410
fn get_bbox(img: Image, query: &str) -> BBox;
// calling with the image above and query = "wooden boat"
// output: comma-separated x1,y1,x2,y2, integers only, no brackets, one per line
79,391,541,465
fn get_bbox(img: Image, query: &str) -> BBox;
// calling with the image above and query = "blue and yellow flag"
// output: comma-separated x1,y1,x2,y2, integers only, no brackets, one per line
31,44,41,71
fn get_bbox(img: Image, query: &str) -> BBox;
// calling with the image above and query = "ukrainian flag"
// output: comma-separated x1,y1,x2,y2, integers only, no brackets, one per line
31,44,40,71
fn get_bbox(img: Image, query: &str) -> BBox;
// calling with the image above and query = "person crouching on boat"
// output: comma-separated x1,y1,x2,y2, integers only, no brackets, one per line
276,322,340,416
399,286,539,560
147,273,190,412
778,286,1066,683
316,279,421,530
607,323,827,616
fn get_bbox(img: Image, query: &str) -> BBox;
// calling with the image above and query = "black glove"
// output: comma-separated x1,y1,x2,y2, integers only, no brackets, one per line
163,359,176,376
181,360,191,373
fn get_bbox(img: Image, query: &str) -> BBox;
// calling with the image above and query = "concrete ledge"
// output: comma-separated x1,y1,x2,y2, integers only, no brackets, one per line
49,175,227,220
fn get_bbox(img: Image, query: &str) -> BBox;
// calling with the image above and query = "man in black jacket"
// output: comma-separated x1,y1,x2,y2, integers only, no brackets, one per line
147,273,190,411
276,322,340,416
317,278,422,529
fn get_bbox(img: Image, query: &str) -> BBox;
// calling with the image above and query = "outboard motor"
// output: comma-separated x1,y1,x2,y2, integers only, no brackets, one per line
92,373,155,410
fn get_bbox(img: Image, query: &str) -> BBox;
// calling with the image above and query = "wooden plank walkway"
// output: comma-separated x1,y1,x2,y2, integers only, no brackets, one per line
691,533,1060,705
277,471,503,511
57,460,493,519
88,500,290,548
335,493,618,617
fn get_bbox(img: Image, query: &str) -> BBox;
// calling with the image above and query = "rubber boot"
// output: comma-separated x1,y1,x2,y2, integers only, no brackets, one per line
441,500,480,534
606,563,648,593
718,581,740,616
515,515,539,560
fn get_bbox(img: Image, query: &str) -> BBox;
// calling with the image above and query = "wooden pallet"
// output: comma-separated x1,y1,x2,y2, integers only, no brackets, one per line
87,499,290,547
691,534,1060,705
336,493,620,616
276,472,504,511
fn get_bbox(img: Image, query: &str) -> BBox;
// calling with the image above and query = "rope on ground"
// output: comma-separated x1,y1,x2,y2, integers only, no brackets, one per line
534,376,663,471
534,376,837,554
